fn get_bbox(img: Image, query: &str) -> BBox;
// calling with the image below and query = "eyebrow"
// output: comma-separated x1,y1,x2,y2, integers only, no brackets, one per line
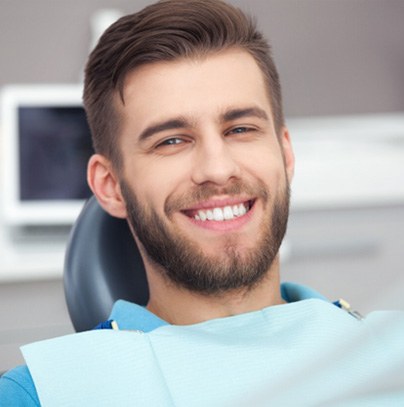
138,118,191,142
221,107,269,122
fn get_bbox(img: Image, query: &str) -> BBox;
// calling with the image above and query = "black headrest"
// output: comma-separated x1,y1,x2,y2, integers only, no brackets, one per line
64,196,149,332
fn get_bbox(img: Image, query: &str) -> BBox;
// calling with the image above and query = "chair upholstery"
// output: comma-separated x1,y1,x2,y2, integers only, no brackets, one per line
64,196,149,332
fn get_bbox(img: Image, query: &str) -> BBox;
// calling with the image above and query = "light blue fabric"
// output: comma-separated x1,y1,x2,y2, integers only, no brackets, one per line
20,286,404,406
0,281,313,406
2,282,404,406
0,293,169,406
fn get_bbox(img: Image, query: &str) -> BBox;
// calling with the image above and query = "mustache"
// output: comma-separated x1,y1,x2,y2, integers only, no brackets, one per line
165,179,269,214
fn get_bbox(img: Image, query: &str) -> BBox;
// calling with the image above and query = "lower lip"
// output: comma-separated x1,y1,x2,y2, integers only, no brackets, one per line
185,202,256,232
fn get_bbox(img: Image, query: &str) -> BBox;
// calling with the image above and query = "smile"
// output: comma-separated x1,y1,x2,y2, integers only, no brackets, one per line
185,200,254,222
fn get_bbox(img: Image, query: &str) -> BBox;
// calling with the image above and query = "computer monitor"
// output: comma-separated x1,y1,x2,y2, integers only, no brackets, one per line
1,84,94,225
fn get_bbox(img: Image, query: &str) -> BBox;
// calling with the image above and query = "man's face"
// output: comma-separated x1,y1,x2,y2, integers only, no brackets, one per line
116,49,294,293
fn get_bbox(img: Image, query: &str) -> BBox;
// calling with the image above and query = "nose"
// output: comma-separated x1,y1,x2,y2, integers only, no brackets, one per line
191,137,242,186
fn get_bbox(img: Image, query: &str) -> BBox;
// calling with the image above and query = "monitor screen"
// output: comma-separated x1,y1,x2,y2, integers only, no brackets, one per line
18,106,92,201
1,85,94,225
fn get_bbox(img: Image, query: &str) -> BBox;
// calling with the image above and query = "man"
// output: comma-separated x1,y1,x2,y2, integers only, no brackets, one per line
1,0,403,405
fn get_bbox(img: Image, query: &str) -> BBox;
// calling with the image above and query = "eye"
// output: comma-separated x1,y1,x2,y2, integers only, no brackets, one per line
152,136,192,155
226,126,256,136
156,137,185,148
231,127,249,134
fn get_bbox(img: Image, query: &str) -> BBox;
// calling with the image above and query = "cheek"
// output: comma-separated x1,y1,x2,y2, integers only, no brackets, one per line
239,146,285,183
128,159,190,209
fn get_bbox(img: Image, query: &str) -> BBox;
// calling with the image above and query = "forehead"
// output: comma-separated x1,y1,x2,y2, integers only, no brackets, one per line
118,49,273,135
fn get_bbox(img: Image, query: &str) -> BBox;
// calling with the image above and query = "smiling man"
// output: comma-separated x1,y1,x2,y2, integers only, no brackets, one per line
89,48,294,324
1,0,404,405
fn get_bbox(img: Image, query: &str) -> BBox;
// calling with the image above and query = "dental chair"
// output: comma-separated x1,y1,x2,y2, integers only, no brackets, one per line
64,196,149,332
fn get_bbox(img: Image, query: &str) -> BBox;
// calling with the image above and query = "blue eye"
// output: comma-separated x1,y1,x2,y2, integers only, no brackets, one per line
227,126,254,135
158,137,184,147
232,127,248,133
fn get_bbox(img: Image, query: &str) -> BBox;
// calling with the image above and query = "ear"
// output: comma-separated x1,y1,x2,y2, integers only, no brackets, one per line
87,154,127,219
280,127,295,182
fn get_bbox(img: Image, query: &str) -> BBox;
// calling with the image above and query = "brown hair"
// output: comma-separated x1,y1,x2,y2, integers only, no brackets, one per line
83,0,284,170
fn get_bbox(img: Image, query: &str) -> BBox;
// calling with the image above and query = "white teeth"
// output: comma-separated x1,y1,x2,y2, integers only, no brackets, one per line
198,210,207,221
213,208,224,221
194,202,250,222
223,206,234,220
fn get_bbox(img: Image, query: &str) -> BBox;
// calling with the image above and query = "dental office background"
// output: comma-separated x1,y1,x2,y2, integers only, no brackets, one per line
1,0,403,372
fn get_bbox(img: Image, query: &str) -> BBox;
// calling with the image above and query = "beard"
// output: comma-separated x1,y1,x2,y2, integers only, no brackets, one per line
120,177,290,295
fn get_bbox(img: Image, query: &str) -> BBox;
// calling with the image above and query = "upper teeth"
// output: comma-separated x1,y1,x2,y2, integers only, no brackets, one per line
194,203,248,222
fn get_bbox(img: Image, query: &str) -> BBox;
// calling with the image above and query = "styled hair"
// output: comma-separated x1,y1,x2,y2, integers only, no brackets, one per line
83,0,284,169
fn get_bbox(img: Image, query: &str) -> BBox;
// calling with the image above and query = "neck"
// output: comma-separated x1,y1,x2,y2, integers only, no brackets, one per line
144,256,284,325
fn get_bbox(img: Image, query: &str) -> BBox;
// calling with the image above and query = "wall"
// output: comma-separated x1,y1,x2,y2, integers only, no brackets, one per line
1,0,404,117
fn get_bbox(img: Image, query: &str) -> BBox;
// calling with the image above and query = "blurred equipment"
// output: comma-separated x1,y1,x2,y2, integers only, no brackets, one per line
1,84,94,226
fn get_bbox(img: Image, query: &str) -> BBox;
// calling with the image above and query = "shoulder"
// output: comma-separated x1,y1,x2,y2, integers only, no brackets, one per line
0,365,40,406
